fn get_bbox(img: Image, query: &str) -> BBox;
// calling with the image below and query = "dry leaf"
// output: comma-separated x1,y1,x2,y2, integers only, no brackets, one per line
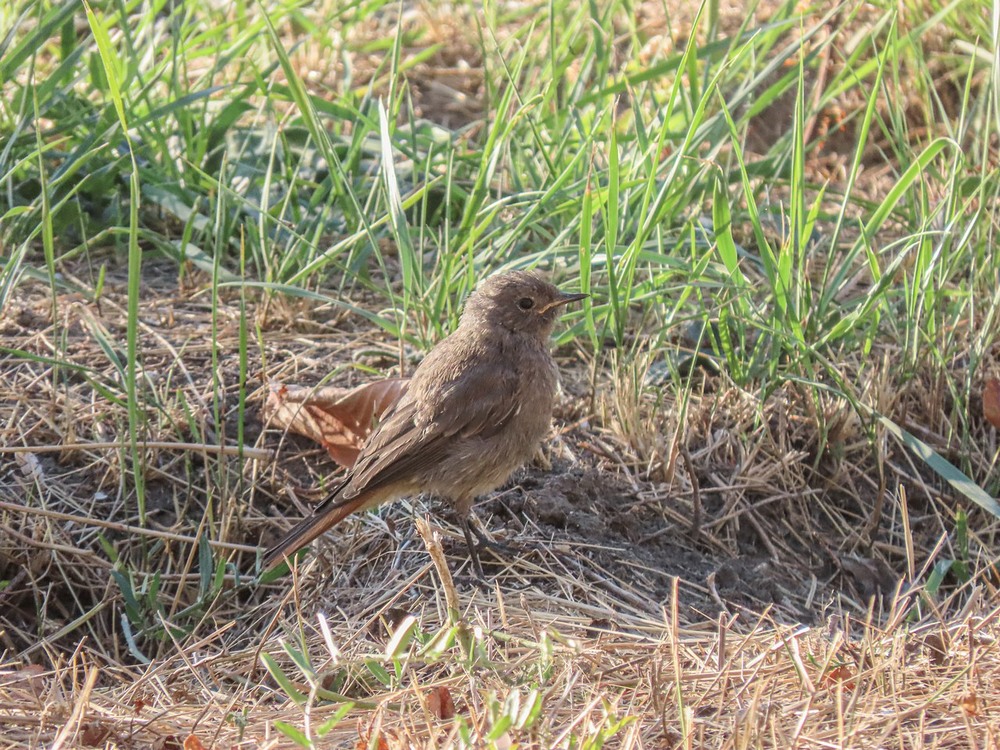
923,633,948,666
356,718,391,750
426,685,456,720
958,690,979,717
984,378,1000,429
0,663,46,696
80,723,111,747
183,734,208,750
821,665,856,691
265,379,409,468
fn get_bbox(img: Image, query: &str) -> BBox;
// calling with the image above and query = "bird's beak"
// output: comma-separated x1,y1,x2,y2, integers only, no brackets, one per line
540,291,588,314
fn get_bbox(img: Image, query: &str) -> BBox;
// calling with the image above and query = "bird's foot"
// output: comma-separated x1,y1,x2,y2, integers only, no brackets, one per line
461,518,517,580
470,520,518,556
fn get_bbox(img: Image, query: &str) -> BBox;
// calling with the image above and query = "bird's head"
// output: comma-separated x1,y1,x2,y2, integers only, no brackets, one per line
461,270,587,339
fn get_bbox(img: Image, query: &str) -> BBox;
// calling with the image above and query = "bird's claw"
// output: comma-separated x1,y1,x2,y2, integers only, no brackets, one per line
461,518,516,580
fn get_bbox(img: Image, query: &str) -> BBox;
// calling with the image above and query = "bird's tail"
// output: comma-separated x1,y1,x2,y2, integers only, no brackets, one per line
262,489,374,571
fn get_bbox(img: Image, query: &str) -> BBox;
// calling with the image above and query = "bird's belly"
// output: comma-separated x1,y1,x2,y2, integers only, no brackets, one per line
426,382,556,507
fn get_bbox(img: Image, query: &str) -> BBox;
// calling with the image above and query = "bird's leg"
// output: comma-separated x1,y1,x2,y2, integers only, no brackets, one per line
466,513,516,554
459,512,519,580
461,517,486,580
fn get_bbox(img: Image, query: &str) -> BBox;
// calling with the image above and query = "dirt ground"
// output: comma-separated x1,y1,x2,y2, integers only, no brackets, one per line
0,262,926,668
5,120,993,742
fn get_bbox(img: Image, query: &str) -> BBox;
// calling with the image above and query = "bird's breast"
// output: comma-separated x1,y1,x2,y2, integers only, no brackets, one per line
424,337,560,503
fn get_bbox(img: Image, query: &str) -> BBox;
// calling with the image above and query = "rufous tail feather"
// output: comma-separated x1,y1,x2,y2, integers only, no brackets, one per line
262,492,373,570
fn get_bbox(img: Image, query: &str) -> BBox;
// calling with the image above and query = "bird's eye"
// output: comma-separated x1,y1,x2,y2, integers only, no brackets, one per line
517,297,535,310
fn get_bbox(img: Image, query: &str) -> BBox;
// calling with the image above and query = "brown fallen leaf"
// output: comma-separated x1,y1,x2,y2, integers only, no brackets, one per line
183,734,208,750
356,718,391,750
923,632,949,666
958,689,979,717
0,663,47,697
80,723,111,747
265,378,409,468
426,685,456,720
984,378,1000,429
820,664,856,691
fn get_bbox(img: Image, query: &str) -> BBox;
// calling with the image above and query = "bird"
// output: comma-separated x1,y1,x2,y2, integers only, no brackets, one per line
262,270,586,576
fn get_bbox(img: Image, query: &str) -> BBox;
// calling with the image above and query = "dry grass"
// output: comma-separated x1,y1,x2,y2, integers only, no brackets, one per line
2,266,999,747
1,547,997,747
2,0,1000,746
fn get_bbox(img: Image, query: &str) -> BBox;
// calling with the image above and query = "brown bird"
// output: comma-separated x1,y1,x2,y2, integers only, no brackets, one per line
263,270,586,575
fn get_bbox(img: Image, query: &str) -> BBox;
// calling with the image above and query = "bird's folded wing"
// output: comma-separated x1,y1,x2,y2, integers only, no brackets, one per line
331,357,519,504
425,359,521,440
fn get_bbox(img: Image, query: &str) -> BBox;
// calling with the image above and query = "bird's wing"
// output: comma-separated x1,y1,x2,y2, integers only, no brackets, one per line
421,357,522,440
334,345,521,502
